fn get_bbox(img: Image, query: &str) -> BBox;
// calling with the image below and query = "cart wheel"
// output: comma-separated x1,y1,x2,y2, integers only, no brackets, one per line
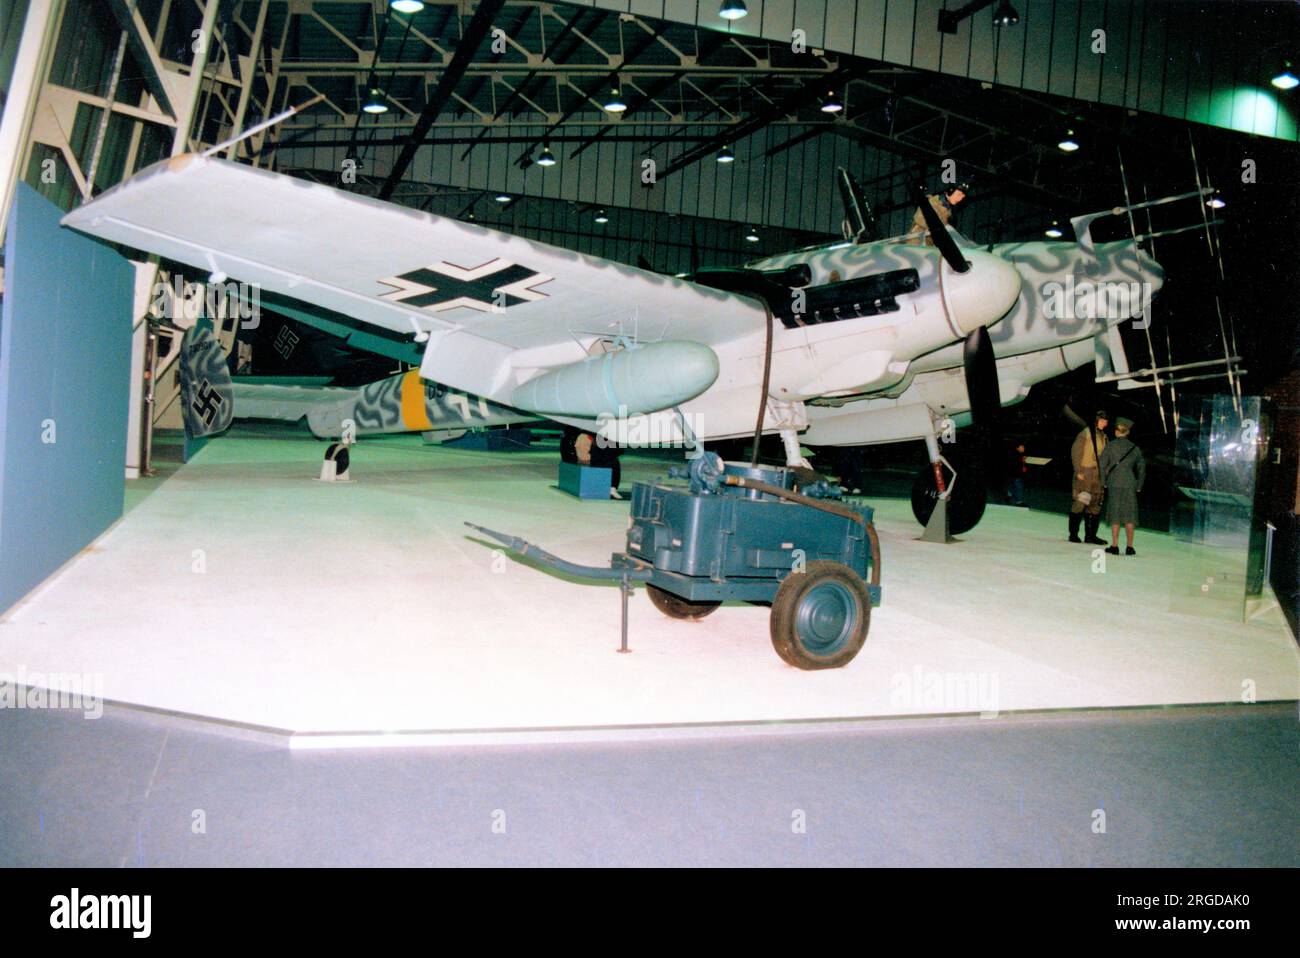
770,561,869,670
646,584,721,621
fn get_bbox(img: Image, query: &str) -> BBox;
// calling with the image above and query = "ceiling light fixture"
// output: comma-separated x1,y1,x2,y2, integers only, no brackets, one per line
1271,63,1298,90
362,88,388,114
940,0,1020,34
536,146,557,167
494,193,512,204
390,0,425,14
1206,196,1226,209
719,0,748,21
603,87,627,113
594,209,609,224
820,89,843,113
744,227,760,243
1057,129,1080,152
716,145,735,163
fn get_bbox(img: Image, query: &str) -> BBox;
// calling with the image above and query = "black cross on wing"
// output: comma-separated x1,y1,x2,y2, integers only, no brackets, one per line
376,258,552,313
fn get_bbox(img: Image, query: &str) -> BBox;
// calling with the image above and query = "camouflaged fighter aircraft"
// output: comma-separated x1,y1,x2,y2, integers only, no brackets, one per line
777,170,1170,532
62,153,1023,489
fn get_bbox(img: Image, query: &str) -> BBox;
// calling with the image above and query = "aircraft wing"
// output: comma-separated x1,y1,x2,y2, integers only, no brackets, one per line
62,155,767,406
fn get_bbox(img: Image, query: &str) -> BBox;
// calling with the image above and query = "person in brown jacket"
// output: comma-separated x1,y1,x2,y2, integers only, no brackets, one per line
907,183,967,245
1068,410,1109,544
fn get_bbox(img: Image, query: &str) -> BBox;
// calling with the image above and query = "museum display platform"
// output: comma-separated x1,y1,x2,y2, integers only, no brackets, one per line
1,427,1295,749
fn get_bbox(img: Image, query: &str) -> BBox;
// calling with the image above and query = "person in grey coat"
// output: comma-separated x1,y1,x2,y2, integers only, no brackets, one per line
1099,417,1146,556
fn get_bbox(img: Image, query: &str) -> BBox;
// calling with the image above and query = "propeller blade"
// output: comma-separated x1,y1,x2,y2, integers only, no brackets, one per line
964,326,1005,487
963,326,1001,431
914,184,969,274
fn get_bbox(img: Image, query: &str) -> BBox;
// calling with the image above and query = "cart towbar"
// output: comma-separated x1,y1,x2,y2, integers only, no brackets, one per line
465,523,654,582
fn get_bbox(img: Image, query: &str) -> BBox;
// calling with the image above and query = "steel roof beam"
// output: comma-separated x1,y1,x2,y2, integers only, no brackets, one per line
104,0,176,117
657,66,855,179
504,18,667,168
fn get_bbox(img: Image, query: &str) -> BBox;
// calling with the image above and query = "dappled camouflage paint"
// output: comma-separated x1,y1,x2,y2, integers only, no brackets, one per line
304,370,526,439
984,238,1164,349
755,234,1162,360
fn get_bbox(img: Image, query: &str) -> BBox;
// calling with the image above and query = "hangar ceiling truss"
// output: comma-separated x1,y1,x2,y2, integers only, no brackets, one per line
252,2,1154,214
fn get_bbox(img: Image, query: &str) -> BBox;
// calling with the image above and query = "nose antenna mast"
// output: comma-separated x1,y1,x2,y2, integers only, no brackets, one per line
1091,146,1242,430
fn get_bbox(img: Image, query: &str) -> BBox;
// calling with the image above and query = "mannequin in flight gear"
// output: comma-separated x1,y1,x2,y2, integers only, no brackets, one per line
908,183,968,245
1099,417,1145,555
1068,411,1109,544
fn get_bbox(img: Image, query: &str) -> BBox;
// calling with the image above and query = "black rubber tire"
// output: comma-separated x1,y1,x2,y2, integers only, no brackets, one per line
325,442,350,475
646,584,721,621
910,460,987,535
769,561,870,670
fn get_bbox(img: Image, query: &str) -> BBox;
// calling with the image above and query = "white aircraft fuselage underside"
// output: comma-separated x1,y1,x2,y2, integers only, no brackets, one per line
803,339,1095,446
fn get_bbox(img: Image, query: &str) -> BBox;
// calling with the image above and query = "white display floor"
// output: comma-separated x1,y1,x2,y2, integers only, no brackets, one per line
2,429,1296,747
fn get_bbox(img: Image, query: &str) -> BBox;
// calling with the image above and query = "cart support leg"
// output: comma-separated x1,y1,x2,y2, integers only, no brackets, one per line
618,572,632,654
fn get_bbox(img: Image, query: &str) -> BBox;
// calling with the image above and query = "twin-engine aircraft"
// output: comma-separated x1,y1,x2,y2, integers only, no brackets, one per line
788,170,1167,529
63,154,1161,534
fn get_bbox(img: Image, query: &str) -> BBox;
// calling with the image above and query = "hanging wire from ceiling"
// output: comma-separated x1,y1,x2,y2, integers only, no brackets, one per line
359,9,417,168
1142,183,1180,433
345,2,399,167
1116,146,1168,433
1187,131,1243,412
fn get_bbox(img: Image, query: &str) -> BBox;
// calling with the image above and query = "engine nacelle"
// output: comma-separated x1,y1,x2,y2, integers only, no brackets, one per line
511,340,720,418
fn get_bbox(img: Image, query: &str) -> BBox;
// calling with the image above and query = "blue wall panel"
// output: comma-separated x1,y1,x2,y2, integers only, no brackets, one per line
0,184,133,613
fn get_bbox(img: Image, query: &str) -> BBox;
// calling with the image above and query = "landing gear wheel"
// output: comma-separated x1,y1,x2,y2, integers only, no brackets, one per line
910,460,986,535
325,442,350,474
770,561,870,670
646,585,721,621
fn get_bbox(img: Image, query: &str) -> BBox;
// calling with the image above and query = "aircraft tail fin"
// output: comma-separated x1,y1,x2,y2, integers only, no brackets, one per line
837,168,879,242
177,324,235,439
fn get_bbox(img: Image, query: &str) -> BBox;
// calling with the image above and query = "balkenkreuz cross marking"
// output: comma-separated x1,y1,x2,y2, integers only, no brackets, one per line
377,258,552,313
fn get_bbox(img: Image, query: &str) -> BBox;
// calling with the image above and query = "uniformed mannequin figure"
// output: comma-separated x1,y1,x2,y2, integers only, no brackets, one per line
1069,410,1109,544
1099,417,1145,556
908,183,967,245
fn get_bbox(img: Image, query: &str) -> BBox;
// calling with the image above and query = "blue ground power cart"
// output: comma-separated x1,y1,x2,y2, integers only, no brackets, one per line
469,454,882,670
